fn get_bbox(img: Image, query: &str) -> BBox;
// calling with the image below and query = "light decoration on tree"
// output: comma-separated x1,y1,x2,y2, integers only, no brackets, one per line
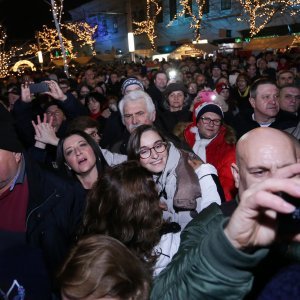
168,0,206,43
291,34,300,48
238,0,300,37
133,0,162,49
0,25,22,78
26,26,74,60
63,22,98,55
50,0,70,76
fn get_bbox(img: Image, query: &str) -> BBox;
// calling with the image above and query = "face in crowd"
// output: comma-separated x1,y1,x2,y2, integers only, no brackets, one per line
87,97,101,115
154,73,168,91
197,111,222,140
231,127,297,197
123,99,155,133
249,83,279,122
167,90,185,112
277,71,295,87
138,129,168,174
63,134,97,177
46,105,66,132
279,86,300,114
236,75,248,92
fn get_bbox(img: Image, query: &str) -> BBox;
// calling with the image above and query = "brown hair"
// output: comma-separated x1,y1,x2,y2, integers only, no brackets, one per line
58,235,150,300
82,160,163,271
66,116,99,134
127,124,168,161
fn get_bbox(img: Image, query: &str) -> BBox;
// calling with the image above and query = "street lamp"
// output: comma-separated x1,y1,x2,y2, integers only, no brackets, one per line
37,50,43,70
128,32,135,62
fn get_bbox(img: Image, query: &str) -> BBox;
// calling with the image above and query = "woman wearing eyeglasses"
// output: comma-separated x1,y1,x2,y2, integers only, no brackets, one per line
184,102,237,201
127,124,223,229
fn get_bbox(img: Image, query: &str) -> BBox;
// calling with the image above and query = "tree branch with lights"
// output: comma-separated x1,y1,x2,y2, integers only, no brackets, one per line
63,22,98,55
26,26,74,59
168,0,206,43
238,0,300,37
0,25,22,78
133,0,162,50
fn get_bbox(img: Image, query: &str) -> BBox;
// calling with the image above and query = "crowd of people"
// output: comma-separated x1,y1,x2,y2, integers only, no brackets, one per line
0,51,300,299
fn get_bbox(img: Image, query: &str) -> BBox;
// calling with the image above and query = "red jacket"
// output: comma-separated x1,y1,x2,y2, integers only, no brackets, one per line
184,124,237,201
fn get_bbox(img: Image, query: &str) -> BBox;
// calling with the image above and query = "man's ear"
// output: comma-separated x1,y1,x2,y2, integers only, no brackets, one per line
231,163,240,189
151,110,156,122
249,97,255,109
13,153,22,163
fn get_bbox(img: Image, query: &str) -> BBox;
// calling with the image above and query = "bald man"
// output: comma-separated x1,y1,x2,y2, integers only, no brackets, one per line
223,127,299,298
151,127,300,299
231,127,297,196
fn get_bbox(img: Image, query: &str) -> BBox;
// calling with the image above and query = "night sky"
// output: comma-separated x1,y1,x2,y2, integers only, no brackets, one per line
0,0,86,41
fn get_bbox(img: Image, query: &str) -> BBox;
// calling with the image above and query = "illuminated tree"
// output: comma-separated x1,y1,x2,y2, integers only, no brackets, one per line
238,0,300,37
26,26,74,60
63,22,98,55
168,0,207,43
0,25,22,78
133,0,162,49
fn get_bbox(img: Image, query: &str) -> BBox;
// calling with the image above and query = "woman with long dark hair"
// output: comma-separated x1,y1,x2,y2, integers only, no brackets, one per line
56,130,107,190
82,160,181,276
127,124,223,229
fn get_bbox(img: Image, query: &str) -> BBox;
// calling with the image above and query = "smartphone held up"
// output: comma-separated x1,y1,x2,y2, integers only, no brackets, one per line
29,82,50,94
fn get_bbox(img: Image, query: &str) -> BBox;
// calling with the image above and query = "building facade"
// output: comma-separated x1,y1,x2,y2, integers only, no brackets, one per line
68,0,300,54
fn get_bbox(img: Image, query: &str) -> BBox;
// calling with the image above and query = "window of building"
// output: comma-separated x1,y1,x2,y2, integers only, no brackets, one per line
221,0,231,10
169,0,177,20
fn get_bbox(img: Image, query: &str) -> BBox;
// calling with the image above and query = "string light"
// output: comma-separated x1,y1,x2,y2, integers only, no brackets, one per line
168,0,206,43
290,34,300,48
63,22,98,55
0,25,22,78
26,26,74,59
238,0,300,37
133,0,162,49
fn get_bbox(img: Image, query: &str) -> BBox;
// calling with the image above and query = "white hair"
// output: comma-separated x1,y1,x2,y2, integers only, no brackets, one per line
118,90,156,123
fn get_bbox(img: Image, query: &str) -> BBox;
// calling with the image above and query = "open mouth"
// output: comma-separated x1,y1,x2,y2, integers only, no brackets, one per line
78,158,87,164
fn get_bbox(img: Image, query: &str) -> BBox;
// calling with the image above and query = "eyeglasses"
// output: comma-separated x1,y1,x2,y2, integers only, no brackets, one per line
200,117,222,126
139,142,168,159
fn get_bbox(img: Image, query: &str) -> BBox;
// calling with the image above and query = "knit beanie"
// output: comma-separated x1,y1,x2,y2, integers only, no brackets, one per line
195,103,224,124
0,104,23,152
215,82,230,94
121,77,144,95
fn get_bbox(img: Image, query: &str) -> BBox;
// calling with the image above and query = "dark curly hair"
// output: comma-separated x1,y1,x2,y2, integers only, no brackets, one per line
82,160,163,271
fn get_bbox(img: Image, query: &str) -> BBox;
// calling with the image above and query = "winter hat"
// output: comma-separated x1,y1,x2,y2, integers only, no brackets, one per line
121,77,144,95
211,63,221,70
215,82,230,94
164,82,188,97
7,84,21,95
195,102,224,124
0,104,23,152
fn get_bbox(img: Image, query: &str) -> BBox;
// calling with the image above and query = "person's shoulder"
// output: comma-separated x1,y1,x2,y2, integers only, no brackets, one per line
185,202,223,231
